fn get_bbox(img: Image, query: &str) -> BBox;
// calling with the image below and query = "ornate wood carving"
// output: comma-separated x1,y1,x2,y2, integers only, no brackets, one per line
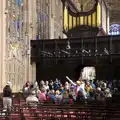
32,36,120,80
67,0,98,17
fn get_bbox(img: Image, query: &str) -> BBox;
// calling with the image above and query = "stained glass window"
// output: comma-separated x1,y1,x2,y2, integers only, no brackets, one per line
36,0,49,39
109,24,120,35
7,0,24,41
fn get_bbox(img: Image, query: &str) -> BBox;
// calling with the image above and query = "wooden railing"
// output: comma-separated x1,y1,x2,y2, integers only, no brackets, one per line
31,35,120,62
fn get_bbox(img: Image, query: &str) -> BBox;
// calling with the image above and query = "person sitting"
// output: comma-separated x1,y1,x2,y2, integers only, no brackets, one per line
85,81,93,98
65,82,70,90
62,90,69,104
69,94,74,104
89,91,95,100
49,80,54,90
23,82,31,99
45,81,49,92
54,79,60,91
90,80,96,89
69,88,76,101
104,88,112,98
95,87,105,101
39,80,46,92
39,88,46,103
55,90,63,104
59,87,65,94
48,90,55,104
26,91,38,107
76,90,85,102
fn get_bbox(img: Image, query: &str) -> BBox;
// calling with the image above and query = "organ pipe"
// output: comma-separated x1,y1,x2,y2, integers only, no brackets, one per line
63,2,101,30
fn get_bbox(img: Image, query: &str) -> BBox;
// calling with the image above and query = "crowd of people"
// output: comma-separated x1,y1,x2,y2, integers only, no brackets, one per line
2,75,120,110
22,77,120,106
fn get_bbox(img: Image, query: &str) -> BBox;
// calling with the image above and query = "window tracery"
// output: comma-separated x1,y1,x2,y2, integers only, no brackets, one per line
109,24,120,35
6,0,26,92
36,0,49,39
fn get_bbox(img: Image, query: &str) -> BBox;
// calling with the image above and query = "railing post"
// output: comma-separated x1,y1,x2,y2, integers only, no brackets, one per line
95,37,98,64
55,39,58,64
81,37,84,64
109,36,112,63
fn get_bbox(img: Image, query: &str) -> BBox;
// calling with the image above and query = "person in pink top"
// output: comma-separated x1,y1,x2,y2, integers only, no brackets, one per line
39,88,46,103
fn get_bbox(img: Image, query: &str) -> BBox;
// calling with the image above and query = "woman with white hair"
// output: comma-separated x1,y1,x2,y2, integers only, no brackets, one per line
45,81,49,91
65,81,70,90
95,87,105,101
34,81,41,98
26,91,38,107
104,88,112,98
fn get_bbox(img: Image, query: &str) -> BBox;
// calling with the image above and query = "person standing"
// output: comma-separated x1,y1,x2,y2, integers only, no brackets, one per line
66,76,87,99
3,82,12,110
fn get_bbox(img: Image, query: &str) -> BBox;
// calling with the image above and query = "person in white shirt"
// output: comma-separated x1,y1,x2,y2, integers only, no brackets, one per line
34,82,41,97
65,82,70,90
55,90,63,104
104,88,112,98
26,91,38,106
45,81,49,91
66,76,87,99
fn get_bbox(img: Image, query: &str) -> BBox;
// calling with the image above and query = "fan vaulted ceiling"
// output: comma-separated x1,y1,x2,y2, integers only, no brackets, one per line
76,0,120,24
105,0,120,24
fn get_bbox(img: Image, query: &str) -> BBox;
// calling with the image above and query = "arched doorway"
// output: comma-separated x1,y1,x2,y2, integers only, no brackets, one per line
74,64,86,80
37,60,97,82
74,64,96,80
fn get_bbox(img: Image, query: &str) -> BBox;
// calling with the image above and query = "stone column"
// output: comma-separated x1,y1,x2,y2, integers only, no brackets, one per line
0,0,7,92
28,0,37,82
24,0,29,83
31,62,36,82
49,0,55,39
107,11,110,34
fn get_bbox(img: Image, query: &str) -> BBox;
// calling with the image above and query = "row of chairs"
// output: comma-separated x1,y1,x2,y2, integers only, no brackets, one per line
0,94,119,120
0,100,120,120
